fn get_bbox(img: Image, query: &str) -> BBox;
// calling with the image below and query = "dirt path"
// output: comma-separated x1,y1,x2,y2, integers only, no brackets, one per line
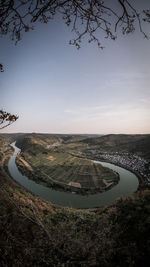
19,157,33,171
48,155,55,162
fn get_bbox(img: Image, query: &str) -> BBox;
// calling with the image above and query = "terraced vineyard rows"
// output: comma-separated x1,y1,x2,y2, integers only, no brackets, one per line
18,144,119,193
14,134,119,193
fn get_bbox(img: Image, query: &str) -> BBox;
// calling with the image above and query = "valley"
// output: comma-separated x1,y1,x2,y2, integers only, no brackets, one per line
15,134,119,194
14,133,150,195
0,133,150,266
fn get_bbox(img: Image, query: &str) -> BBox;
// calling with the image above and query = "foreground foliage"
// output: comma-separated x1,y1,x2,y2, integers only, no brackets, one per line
0,169,150,266
1,0,149,48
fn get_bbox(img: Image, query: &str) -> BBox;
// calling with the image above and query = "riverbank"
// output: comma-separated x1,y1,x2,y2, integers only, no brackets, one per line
1,166,150,267
1,135,150,265
15,142,120,195
92,157,148,186
83,149,150,183
16,156,120,196
8,142,139,209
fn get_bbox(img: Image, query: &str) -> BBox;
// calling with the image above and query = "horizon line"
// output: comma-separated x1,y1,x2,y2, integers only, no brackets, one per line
1,132,150,135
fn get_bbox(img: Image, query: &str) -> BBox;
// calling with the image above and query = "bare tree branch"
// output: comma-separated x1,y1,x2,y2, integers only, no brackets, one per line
0,0,149,50
0,63,4,72
0,110,18,130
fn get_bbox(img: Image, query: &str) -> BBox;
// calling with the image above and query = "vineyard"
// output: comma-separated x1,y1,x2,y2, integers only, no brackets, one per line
16,135,119,193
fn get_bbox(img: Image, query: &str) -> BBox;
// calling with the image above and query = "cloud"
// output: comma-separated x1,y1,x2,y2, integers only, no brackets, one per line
64,109,78,114
64,104,113,115
140,98,150,104
104,71,150,92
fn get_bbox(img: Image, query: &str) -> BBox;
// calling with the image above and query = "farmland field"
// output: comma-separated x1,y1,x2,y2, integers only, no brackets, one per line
16,134,119,194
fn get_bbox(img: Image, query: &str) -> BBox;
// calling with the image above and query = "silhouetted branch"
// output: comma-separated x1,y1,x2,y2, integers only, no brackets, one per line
0,64,4,72
0,110,18,129
0,0,149,49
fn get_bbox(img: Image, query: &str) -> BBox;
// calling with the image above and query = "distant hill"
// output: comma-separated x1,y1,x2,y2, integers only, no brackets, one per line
15,133,93,151
81,134,150,160
1,132,150,159
15,133,62,149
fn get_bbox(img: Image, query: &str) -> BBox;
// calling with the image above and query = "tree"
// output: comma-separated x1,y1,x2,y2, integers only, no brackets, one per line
0,0,149,50
0,0,149,124
0,64,4,72
0,1,149,127
0,0,150,70
0,110,18,129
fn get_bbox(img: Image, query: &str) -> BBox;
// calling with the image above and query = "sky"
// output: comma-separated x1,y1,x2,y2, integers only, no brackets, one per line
1,1,150,134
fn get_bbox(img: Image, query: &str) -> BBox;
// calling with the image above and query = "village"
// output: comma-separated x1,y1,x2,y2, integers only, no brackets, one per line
85,150,150,184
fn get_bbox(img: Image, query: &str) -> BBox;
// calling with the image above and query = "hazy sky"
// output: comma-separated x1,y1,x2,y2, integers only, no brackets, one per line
1,1,150,134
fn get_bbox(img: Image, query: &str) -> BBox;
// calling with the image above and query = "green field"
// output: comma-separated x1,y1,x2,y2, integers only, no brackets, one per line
13,133,150,193
15,134,119,193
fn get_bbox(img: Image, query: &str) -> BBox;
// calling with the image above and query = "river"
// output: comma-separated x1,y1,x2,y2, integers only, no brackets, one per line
8,142,139,209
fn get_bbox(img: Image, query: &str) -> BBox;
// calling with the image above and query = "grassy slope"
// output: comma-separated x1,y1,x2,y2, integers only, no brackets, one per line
16,135,118,192
0,170,150,266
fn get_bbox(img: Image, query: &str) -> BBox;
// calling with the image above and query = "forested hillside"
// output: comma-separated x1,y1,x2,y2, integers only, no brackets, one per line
0,169,150,266
81,134,150,159
0,133,150,266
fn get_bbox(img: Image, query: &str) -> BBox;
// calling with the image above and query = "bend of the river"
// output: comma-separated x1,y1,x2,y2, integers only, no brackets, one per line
8,142,139,209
